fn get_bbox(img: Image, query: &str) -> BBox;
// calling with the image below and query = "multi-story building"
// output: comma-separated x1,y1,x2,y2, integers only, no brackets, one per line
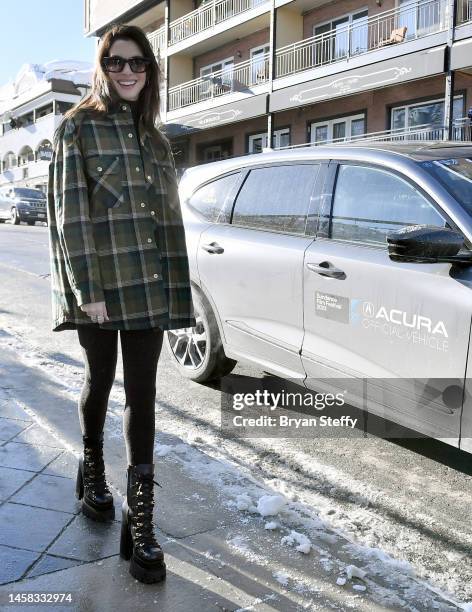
0,61,92,192
84,0,472,169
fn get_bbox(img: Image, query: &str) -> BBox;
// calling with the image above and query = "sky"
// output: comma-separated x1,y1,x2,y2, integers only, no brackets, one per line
1,0,97,85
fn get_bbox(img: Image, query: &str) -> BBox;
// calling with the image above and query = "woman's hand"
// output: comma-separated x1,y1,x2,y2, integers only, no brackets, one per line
80,301,109,324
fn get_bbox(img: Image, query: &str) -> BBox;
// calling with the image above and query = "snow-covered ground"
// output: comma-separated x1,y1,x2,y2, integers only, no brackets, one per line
1,224,472,610
1,317,471,611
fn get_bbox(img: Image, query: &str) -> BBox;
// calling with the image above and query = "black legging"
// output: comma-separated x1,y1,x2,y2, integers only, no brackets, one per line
77,325,164,465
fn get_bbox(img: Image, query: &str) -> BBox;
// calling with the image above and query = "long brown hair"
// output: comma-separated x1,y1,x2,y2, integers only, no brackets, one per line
54,24,165,149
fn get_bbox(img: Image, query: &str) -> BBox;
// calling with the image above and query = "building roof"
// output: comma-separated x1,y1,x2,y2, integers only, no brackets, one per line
0,61,93,113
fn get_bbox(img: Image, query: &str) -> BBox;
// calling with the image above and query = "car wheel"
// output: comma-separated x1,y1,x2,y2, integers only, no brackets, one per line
164,289,237,383
10,207,20,225
27,220,35,226
0,219,6,223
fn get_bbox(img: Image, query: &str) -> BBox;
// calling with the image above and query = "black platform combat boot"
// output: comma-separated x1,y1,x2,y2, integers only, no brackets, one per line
75,433,115,521
120,463,166,583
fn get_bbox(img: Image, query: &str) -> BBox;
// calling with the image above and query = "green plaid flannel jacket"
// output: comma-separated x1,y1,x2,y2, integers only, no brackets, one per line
47,100,196,332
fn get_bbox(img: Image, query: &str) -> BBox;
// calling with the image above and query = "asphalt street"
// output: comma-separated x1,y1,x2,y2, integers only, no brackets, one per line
1,221,471,610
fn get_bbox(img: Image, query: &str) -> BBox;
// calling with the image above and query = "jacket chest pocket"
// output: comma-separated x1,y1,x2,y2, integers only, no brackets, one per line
85,155,123,211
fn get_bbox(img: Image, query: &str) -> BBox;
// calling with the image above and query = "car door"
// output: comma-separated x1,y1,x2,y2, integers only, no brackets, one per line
0,188,11,219
301,160,472,442
197,161,321,378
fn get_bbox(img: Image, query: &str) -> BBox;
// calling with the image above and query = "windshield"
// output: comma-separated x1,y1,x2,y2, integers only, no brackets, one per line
13,188,45,200
418,158,472,213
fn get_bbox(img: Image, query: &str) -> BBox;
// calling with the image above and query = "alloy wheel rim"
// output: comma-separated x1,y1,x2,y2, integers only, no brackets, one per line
167,313,206,369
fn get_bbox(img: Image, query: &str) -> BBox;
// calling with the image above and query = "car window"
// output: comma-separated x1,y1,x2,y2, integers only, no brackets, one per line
188,173,239,223
330,164,446,245
14,188,45,200
418,158,472,213
232,164,319,235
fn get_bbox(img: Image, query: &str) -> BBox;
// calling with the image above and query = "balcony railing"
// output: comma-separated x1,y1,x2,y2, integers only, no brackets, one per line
168,53,269,111
457,0,472,24
273,119,472,150
276,0,448,79
169,0,269,46
147,25,166,56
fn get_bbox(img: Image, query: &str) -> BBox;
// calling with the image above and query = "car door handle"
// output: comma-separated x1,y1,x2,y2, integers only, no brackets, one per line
306,261,346,279
201,242,224,254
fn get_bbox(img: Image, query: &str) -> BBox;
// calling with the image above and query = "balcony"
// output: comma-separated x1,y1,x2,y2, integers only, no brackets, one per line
168,53,269,111
457,0,472,24
276,0,448,79
274,118,472,151
169,0,269,46
147,25,166,56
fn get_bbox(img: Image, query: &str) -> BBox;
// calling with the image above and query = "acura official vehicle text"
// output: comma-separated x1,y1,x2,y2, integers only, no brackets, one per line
164,142,472,452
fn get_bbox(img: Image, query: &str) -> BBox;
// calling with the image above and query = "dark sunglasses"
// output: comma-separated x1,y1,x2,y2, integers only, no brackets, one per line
102,55,152,73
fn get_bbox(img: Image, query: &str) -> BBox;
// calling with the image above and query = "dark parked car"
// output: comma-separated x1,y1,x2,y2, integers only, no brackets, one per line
0,186,47,225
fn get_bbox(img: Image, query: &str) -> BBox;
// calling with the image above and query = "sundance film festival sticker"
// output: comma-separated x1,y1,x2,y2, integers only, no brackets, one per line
220,376,461,439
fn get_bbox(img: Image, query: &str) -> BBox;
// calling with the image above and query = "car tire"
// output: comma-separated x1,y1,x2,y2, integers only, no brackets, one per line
0,219,6,223
27,220,35,226
164,288,237,383
10,207,20,225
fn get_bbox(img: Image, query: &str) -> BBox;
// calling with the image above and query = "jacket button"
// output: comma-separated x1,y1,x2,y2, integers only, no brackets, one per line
121,105,127,111
147,238,152,243
141,202,146,207
147,175,152,182
128,133,133,138
150,211,155,216
153,273,159,278
97,166,102,172
135,167,140,172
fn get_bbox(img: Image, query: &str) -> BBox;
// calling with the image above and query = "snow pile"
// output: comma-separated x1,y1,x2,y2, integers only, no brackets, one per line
256,494,287,517
236,493,256,512
281,530,312,554
42,60,94,85
264,521,278,530
345,564,367,580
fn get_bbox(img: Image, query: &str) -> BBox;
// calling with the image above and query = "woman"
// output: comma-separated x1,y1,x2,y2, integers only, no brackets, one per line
47,24,196,584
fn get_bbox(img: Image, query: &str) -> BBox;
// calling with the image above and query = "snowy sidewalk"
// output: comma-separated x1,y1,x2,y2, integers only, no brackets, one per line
0,337,465,612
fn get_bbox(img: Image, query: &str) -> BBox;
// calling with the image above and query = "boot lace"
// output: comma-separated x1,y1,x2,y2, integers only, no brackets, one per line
131,474,162,547
83,441,110,494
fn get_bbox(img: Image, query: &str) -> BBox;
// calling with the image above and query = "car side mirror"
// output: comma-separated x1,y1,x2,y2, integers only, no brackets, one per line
387,225,469,263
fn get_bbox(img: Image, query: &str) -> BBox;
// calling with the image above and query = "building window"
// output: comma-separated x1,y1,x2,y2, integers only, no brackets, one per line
197,139,233,163
248,128,290,153
18,147,34,166
36,104,54,119
398,0,445,39
3,152,17,170
55,101,74,115
314,8,369,62
391,95,464,131
310,113,365,145
250,44,270,84
37,140,53,161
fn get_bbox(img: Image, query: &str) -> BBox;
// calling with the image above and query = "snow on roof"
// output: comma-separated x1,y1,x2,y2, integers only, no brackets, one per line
0,60,93,109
